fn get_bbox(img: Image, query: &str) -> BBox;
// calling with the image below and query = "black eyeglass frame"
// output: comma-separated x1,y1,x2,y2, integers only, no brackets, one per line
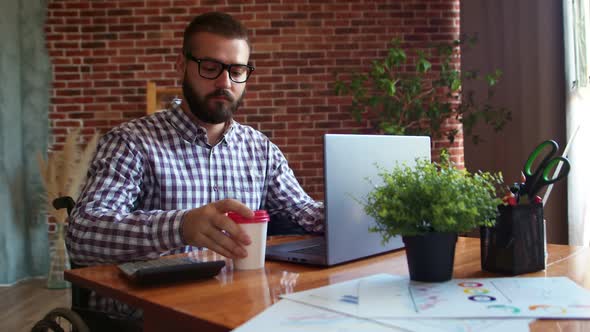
185,54,255,83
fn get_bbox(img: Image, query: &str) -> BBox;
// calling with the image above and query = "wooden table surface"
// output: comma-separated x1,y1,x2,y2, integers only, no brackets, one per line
65,237,590,332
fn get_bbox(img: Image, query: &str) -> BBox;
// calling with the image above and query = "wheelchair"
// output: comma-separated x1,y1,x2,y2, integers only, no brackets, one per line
31,197,141,332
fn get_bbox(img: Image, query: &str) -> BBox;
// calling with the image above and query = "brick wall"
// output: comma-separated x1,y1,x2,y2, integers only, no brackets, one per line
45,0,461,200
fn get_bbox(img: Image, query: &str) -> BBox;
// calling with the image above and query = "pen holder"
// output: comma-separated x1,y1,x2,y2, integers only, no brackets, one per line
480,203,546,275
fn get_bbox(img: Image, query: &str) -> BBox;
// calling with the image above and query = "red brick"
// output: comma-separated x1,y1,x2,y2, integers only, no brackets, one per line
55,89,82,97
173,0,196,6
118,1,146,8
109,72,135,80
91,1,114,9
119,32,145,40
49,113,66,120
83,89,109,96
119,48,146,56
108,25,134,32
134,8,160,15
69,112,95,119
92,17,117,25
96,96,121,103
162,7,187,15
107,9,133,16
55,104,82,112
84,104,109,112
92,49,117,56
83,120,110,127
92,65,118,72
126,16,147,24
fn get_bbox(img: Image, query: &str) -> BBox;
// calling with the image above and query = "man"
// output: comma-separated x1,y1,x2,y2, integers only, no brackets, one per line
66,12,323,322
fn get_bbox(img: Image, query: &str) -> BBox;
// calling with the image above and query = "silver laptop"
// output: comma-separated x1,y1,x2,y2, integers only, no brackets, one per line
266,134,431,266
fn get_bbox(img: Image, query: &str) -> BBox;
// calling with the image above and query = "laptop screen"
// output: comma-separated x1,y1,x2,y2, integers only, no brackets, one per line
323,134,431,265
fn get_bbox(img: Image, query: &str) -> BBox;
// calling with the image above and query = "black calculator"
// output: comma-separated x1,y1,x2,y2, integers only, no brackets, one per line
117,256,225,285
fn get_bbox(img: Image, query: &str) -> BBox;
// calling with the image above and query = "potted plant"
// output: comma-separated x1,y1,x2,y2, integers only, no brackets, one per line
334,37,511,145
362,151,503,282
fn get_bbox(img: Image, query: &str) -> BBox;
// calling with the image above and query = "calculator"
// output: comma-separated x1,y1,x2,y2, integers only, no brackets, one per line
117,256,226,285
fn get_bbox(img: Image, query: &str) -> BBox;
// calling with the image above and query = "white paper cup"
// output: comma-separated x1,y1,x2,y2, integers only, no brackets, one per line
228,210,270,270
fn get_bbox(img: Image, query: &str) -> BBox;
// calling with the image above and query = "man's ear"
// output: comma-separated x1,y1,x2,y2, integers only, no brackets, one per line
176,53,186,81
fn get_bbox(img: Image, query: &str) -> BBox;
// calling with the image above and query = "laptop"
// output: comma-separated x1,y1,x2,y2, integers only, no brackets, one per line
266,134,431,266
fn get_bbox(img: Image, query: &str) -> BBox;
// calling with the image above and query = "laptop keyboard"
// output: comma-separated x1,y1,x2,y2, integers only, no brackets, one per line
291,244,326,255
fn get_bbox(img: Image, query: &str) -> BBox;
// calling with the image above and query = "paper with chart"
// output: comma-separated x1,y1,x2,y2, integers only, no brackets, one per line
283,273,590,319
233,298,534,332
233,299,399,332
280,275,363,316
361,275,590,318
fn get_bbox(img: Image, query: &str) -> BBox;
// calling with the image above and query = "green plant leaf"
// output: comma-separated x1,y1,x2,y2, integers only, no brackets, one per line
373,62,386,75
334,80,347,95
485,74,497,86
416,53,432,73
388,40,407,66
451,78,461,91
387,81,396,96
332,37,510,144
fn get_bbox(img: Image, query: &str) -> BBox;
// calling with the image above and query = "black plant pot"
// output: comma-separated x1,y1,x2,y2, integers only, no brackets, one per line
402,232,458,282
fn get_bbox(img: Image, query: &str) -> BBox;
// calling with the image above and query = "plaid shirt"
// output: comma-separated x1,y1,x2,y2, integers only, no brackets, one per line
66,103,323,317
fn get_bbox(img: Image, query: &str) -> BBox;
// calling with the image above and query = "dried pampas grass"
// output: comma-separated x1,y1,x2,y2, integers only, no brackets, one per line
37,129,99,223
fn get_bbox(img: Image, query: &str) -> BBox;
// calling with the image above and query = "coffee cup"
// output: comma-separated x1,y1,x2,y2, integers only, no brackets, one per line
228,210,270,270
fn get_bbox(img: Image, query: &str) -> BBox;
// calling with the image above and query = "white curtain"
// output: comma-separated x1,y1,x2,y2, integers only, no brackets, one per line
564,0,590,246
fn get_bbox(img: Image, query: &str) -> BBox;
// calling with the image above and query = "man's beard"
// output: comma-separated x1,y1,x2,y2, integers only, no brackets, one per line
182,80,243,124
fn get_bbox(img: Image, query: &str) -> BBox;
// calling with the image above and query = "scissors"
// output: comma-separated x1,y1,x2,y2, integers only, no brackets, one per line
522,140,571,198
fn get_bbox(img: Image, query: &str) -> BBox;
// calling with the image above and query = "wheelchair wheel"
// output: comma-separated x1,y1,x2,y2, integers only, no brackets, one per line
31,318,64,332
40,307,90,332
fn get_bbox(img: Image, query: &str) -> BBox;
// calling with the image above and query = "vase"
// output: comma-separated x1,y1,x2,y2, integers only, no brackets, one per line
402,232,458,282
47,223,71,289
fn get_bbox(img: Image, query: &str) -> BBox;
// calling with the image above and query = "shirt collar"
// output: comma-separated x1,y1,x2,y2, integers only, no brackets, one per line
166,101,239,147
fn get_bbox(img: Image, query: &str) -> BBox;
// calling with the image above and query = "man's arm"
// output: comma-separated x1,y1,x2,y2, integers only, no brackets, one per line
263,142,324,233
66,130,188,264
66,130,253,265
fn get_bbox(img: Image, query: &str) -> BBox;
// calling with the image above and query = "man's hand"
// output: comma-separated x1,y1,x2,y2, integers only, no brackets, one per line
182,199,254,259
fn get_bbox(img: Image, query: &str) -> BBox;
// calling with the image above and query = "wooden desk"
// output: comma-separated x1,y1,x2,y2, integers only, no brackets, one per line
65,237,590,332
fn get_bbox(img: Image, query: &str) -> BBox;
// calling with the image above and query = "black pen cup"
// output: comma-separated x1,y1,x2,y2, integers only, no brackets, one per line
480,203,546,275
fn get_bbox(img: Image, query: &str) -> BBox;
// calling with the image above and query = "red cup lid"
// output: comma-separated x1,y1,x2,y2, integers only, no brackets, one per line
227,210,270,224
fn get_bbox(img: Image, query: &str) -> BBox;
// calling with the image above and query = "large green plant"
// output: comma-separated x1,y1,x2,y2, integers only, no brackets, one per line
334,38,511,143
363,152,503,242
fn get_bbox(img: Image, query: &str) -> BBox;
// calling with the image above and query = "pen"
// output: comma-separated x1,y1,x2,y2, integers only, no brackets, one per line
510,182,520,204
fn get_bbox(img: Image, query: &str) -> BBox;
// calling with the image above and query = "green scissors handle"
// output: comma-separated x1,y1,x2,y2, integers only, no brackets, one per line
523,140,558,178
523,140,571,197
539,157,571,183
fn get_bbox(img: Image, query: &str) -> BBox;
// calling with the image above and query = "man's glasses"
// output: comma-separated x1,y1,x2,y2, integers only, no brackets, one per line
186,54,255,83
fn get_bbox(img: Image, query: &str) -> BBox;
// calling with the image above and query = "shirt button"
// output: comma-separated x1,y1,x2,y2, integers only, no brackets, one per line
213,186,218,191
